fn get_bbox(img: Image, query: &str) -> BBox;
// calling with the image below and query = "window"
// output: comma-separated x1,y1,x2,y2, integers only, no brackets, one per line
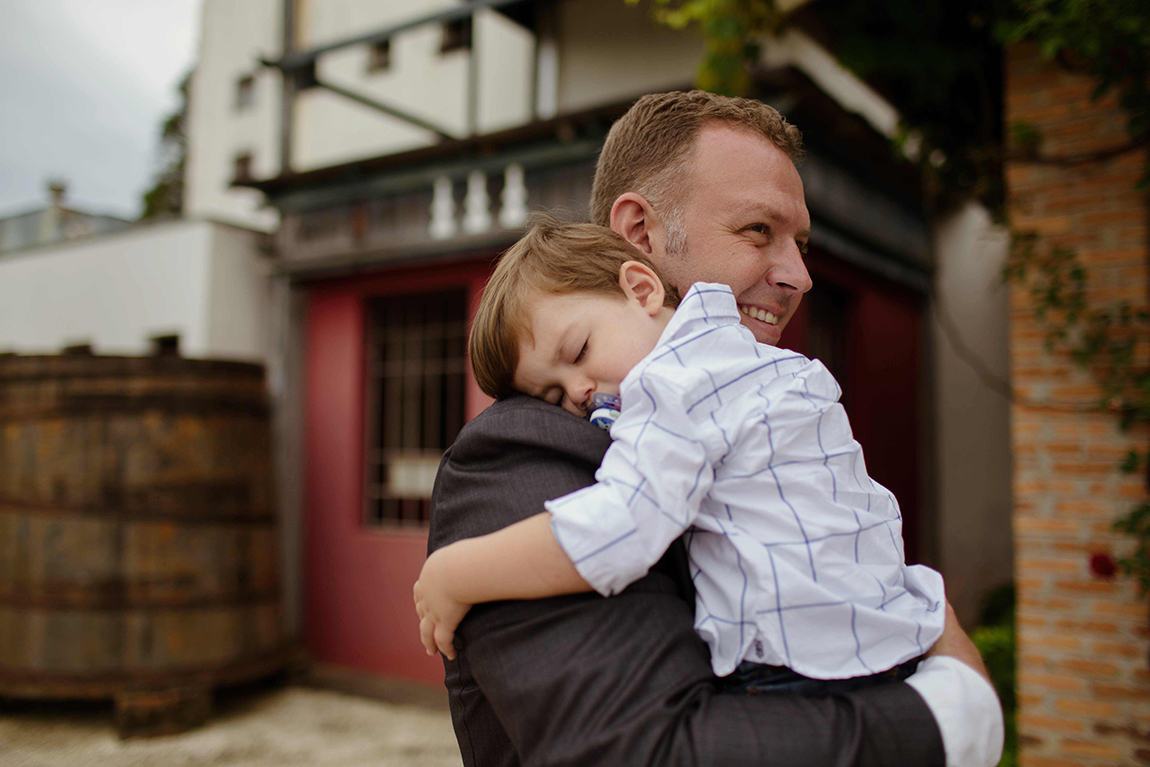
233,152,254,183
150,334,180,357
235,75,255,111
440,18,472,54
367,39,391,72
293,60,319,91
365,290,468,527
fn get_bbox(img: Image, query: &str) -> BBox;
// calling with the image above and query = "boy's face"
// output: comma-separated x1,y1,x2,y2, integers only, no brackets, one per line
513,284,669,417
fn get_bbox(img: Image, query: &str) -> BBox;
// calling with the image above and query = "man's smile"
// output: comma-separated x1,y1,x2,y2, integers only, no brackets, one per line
738,303,781,325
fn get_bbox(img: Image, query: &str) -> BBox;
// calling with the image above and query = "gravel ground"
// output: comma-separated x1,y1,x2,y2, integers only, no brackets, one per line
1,685,463,767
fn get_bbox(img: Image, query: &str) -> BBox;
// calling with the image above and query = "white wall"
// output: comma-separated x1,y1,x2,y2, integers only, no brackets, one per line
189,0,538,210
294,2,534,171
205,224,273,361
931,201,1014,623
185,0,282,232
557,0,702,114
0,220,269,362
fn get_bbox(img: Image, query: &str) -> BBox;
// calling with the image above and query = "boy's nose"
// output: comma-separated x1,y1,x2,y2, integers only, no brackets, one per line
564,380,594,412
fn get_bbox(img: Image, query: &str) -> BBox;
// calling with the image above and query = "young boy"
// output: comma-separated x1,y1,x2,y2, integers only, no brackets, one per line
414,218,945,692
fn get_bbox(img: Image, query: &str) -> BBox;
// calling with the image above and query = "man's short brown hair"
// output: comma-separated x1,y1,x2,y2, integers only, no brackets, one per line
470,216,679,400
589,90,803,228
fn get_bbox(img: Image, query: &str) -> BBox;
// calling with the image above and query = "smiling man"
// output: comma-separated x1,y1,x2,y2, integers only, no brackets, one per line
428,91,1002,767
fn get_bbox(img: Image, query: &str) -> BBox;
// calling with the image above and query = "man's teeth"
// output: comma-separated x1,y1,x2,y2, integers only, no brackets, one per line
738,304,780,325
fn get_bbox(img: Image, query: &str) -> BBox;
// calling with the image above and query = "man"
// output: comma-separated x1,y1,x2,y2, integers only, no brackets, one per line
428,91,1002,767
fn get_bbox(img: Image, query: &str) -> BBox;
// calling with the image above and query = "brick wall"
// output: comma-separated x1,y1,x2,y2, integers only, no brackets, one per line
1006,42,1150,765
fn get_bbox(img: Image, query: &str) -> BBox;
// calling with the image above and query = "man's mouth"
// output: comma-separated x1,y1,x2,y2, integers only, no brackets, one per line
738,304,780,325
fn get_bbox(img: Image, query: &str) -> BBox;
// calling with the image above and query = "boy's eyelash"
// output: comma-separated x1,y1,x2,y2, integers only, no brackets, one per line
574,341,587,363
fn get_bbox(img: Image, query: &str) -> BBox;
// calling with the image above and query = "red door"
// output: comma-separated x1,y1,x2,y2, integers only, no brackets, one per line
302,260,492,685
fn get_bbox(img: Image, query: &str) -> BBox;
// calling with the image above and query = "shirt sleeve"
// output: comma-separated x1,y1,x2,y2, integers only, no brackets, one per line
905,656,1005,767
546,367,727,597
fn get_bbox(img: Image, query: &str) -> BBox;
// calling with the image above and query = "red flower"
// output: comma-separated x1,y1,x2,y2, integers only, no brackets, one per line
1089,553,1117,579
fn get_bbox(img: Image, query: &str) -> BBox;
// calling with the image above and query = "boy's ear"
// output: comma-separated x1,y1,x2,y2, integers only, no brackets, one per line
610,193,662,258
618,261,665,316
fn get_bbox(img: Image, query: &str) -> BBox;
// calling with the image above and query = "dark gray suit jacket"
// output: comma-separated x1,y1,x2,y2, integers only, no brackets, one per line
428,395,944,767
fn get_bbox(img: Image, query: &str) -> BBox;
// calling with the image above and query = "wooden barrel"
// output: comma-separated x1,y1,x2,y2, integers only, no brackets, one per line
0,354,293,735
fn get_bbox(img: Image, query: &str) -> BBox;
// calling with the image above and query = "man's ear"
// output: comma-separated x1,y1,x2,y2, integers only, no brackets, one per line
610,193,662,258
618,261,665,316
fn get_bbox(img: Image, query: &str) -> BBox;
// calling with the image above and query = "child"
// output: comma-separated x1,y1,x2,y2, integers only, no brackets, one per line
414,218,945,692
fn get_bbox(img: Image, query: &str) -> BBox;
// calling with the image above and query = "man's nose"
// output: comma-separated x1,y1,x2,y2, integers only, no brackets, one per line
773,240,813,295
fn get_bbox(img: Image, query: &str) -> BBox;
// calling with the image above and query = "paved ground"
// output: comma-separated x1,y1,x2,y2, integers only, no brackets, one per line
1,684,463,767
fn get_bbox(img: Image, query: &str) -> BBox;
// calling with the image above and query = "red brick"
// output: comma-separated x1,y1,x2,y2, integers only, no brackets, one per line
1055,659,1119,678
1018,713,1086,732
1058,739,1122,759
1053,698,1118,717
1018,672,1087,693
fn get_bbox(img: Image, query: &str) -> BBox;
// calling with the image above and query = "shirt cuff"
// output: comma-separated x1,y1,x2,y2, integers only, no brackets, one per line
905,655,1004,767
546,484,650,597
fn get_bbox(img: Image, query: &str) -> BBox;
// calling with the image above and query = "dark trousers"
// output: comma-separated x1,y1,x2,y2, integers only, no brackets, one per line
720,656,923,697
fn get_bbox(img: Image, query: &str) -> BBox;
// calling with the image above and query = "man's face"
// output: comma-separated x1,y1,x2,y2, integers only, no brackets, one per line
655,125,813,346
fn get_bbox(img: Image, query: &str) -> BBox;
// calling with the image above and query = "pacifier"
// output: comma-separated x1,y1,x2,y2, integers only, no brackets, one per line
588,392,622,432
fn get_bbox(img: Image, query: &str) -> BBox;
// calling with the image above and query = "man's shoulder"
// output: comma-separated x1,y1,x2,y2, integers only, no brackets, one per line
448,394,610,465
429,395,611,551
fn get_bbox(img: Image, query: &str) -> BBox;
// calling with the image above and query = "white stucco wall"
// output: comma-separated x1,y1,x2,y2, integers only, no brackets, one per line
189,0,537,211
205,223,273,361
0,220,269,362
185,0,282,232
294,3,534,170
931,201,1014,623
557,0,702,114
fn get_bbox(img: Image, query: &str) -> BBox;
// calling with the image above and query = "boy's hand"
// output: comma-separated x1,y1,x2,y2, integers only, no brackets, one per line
413,549,471,660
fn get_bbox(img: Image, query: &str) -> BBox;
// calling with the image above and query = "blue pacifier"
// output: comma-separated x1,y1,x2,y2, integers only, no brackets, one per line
588,392,622,432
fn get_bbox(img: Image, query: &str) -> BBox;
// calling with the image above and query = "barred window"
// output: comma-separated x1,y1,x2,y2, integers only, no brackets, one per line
364,290,468,527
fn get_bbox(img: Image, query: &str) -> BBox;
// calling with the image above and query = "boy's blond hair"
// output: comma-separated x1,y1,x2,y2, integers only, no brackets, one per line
589,90,803,228
470,216,679,400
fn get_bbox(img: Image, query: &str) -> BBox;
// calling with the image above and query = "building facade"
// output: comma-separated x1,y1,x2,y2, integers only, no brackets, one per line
186,0,1015,687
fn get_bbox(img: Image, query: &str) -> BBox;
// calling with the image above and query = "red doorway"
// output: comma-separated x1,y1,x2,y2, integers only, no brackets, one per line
302,259,492,685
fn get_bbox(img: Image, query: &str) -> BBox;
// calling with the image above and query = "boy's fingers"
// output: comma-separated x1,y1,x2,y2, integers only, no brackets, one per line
419,617,437,656
435,626,456,660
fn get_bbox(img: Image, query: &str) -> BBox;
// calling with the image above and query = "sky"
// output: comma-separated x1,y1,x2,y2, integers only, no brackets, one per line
0,0,202,219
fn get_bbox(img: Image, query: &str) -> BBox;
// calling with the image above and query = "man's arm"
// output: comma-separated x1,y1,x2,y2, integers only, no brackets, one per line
430,395,948,767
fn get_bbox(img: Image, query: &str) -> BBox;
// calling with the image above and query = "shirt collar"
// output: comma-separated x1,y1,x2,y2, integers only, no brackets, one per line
655,282,741,347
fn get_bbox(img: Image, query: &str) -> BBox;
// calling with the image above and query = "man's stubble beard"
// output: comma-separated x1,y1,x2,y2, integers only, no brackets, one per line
660,205,691,295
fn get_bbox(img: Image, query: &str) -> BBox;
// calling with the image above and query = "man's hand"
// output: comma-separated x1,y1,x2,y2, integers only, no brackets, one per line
413,549,472,660
926,600,991,682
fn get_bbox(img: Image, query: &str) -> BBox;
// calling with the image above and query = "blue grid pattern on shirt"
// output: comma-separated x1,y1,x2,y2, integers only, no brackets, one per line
550,283,944,678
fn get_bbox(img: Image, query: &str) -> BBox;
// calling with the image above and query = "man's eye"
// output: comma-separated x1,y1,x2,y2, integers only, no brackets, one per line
747,224,770,236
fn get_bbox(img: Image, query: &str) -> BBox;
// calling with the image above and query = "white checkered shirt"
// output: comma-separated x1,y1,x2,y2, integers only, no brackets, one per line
546,283,946,679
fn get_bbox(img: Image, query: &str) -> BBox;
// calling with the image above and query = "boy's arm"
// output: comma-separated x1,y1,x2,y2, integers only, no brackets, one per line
414,513,591,658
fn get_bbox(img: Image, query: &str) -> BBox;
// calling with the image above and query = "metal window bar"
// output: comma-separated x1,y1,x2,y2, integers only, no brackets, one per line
365,290,468,527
